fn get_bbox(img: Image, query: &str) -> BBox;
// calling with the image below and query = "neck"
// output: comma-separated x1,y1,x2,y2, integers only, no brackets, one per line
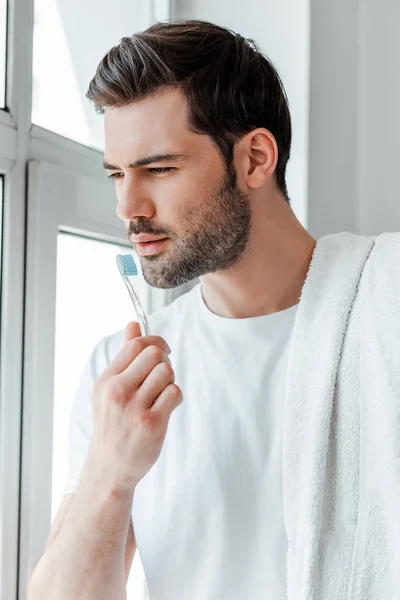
200,195,317,319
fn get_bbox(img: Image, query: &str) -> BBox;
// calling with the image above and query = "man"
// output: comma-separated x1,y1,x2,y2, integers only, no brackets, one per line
28,19,400,600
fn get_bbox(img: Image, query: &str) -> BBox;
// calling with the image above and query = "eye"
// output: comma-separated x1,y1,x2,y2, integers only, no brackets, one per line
107,167,174,180
147,167,174,175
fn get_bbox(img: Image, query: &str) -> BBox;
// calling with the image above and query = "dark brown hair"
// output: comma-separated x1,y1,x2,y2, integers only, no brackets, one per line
87,19,292,202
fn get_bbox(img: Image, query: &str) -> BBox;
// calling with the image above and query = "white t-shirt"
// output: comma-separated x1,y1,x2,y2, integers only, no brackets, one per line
65,282,298,600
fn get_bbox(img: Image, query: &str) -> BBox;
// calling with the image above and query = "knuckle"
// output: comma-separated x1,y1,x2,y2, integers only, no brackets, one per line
146,345,165,362
156,336,170,353
140,410,162,430
158,361,174,378
104,378,126,402
127,338,142,353
167,383,182,401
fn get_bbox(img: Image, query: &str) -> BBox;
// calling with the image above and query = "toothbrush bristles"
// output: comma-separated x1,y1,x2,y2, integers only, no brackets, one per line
116,254,138,277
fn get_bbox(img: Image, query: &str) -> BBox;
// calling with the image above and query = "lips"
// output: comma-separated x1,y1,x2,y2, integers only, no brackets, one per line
136,238,170,256
131,235,168,243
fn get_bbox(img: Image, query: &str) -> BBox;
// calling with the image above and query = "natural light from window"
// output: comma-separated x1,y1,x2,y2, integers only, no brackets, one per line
32,0,151,148
0,0,7,107
0,177,3,282
52,233,150,598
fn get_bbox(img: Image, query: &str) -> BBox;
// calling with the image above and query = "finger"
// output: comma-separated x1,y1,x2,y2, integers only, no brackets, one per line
134,361,175,410
150,384,183,417
124,321,141,346
102,337,171,378
119,345,171,390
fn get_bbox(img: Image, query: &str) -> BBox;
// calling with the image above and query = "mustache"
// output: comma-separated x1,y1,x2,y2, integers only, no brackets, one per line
127,221,169,240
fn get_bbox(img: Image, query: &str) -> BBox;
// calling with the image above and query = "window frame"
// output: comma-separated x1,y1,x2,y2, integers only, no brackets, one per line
0,0,172,599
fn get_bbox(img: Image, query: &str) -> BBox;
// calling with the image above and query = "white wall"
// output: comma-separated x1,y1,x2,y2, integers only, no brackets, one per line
172,0,311,229
307,0,360,237
308,0,400,238
357,0,400,235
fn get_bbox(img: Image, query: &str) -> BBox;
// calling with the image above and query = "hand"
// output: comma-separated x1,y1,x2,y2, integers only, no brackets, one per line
90,321,183,491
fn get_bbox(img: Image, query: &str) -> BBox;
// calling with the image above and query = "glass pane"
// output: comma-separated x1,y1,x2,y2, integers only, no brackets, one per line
0,0,7,107
0,176,3,586
0,177,3,282
32,0,151,148
0,175,4,274
52,233,150,598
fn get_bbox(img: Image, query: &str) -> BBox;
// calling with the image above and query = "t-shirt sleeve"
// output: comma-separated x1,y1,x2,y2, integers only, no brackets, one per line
63,336,111,495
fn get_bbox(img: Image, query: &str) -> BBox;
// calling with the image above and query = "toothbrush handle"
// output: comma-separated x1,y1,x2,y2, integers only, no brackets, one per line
125,279,152,337
136,308,151,337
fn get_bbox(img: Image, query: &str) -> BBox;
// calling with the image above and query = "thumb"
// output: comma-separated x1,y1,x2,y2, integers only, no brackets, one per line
124,320,142,346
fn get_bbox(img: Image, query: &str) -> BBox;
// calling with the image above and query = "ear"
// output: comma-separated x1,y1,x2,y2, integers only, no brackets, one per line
237,128,278,190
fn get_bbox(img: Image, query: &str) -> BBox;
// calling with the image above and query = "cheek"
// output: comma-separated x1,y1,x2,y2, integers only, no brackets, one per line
163,168,219,226
177,193,207,229
168,181,197,220
179,201,196,221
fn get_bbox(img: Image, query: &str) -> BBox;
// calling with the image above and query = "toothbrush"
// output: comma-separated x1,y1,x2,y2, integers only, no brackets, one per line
116,254,151,337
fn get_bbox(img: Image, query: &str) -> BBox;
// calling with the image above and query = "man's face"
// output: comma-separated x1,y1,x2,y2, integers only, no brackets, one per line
104,87,251,289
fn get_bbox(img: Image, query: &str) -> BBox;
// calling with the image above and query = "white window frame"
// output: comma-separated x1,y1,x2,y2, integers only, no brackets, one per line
0,0,182,599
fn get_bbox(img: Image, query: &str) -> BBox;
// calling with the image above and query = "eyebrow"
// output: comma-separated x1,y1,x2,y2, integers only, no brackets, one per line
103,153,191,171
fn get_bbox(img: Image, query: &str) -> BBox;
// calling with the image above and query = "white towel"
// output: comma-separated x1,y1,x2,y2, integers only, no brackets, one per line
283,231,400,599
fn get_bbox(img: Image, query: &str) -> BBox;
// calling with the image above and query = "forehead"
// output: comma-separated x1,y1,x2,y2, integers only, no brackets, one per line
104,88,201,159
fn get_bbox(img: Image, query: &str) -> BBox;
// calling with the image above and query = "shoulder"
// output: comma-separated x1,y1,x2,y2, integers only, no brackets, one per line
368,231,400,264
362,232,400,285
360,231,400,316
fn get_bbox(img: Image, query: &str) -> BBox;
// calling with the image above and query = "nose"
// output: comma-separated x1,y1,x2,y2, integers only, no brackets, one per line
115,179,155,221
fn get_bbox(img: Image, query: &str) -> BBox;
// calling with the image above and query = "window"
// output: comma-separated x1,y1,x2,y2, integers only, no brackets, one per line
0,175,3,590
21,158,160,599
32,0,152,148
52,232,150,520
0,175,3,275
0,0,7,107
53,233,150,598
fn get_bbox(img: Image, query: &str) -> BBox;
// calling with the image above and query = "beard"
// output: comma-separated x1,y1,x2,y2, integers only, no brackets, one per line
130,164,252,289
